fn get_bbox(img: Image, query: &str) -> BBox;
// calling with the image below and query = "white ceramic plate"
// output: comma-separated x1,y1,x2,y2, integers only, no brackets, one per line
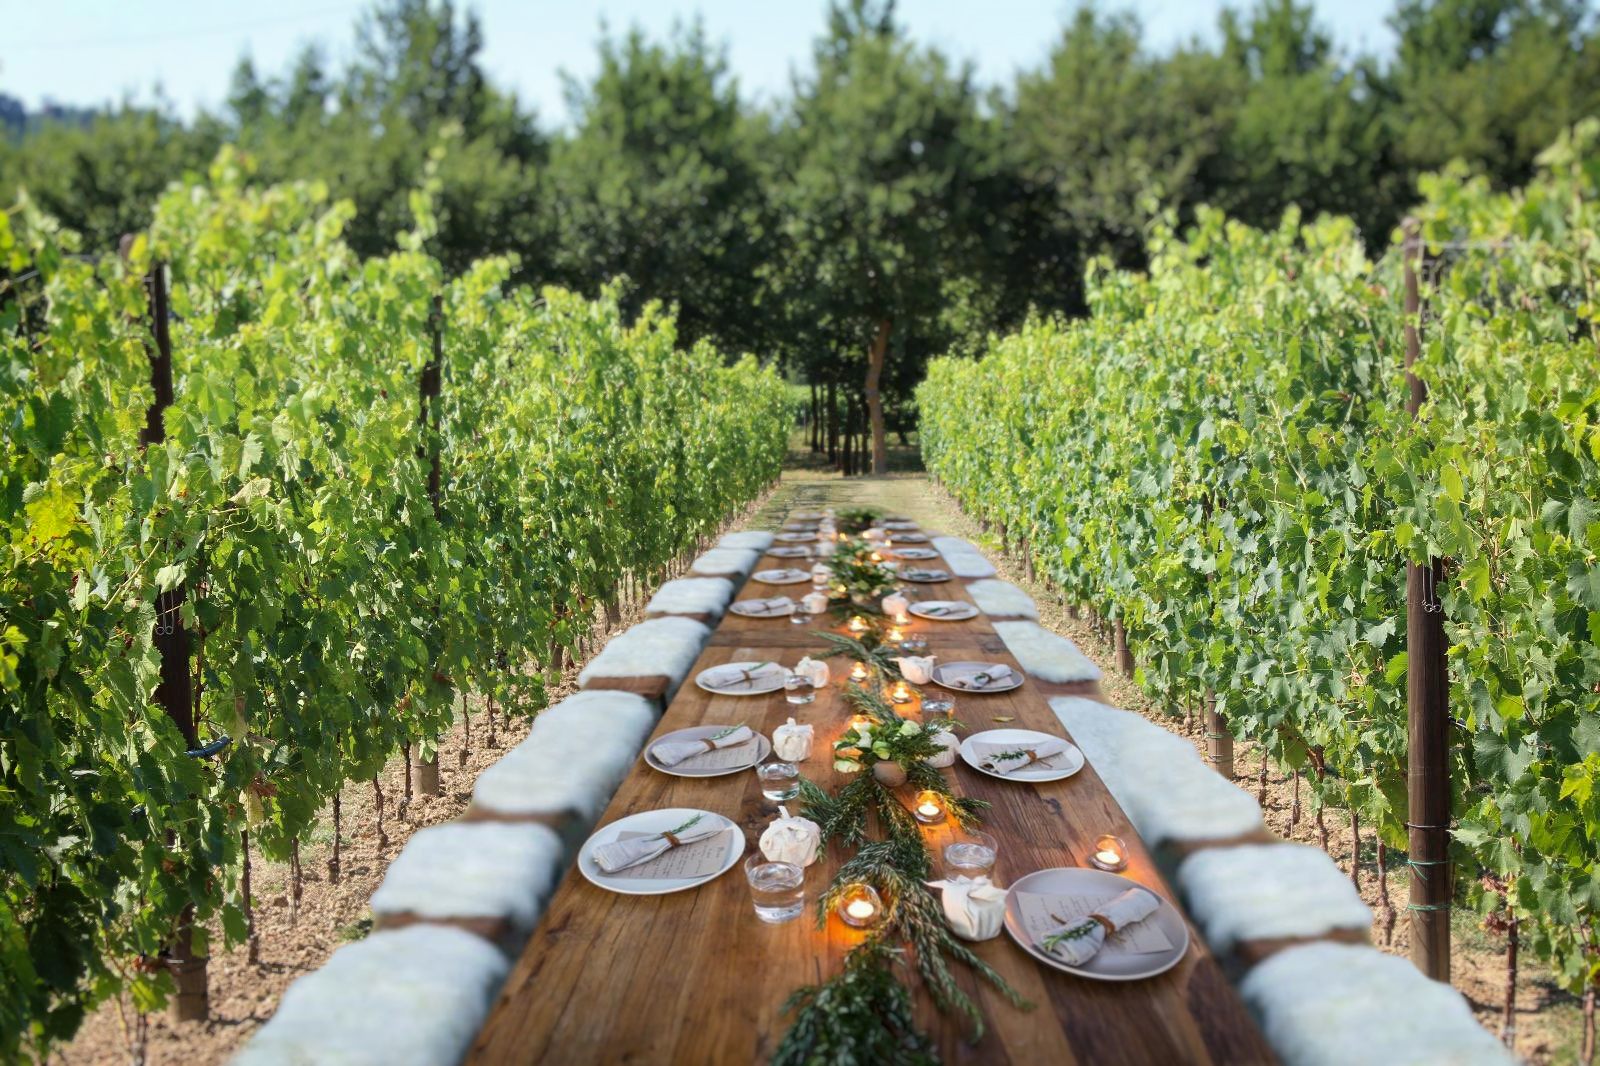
880,521,919,530
901,568,952,583
695,660,790,695
959,728,1084,782
889,532,929,543
890,547,939,560
1004,868,1190,981
767,545,810,558
579,808,745,896
792,512,824,520
752,568,810,585
730,597,796,617
775,532,816,543
645,726,772,777
909,600,979,621
932,660,1025,694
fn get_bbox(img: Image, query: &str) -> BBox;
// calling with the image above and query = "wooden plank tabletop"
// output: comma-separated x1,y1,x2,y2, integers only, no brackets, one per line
467,516,1278,1065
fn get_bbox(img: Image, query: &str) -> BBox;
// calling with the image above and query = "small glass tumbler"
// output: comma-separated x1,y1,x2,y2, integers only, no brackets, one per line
745,855,805,924
943,831,998,880
922,696,955,721
785,673,816,702
756,761,801,802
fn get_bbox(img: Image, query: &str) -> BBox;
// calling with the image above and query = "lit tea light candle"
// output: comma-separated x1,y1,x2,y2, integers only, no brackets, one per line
892,611,911,626
890,680,913,704
912,790,947,825
836,883,883,928
887,626,905,644
870,551,883,563
1089,834,1129,872
849,662,870,684
846,714,874,736
847,616,869,635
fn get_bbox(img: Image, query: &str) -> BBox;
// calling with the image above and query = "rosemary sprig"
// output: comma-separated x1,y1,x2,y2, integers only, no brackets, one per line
1042,917,1099,953
771,942,938,1066
660,813,705,839
709,723,746,740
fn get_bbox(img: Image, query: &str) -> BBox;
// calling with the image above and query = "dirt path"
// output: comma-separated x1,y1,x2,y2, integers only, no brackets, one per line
56,456,1577,1064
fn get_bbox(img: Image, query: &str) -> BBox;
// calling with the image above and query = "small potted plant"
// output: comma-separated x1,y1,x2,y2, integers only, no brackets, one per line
834,505,884,535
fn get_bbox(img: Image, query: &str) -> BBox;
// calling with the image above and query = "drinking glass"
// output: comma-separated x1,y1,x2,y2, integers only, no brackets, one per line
745,855,805,924
922,696,955,720
785,673,816,702
943,831,998,880
756,761,801,801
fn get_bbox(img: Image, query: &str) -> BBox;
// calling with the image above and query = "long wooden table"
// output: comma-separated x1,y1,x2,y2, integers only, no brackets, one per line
467,515,1278,1065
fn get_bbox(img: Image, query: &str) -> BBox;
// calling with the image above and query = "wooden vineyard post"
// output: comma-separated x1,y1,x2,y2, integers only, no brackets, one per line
413,295,445,797
136,252,209,1022
1205,688,1234,779
1403,217,1452,982
1113,619,1135,677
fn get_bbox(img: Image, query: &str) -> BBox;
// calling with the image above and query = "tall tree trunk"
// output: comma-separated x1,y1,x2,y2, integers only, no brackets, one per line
865,318,891,475
826,380,838,463
809,382,820,452
843,396,855,476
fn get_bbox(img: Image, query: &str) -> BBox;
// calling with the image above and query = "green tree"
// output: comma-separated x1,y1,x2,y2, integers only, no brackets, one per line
546,22,773,353
768,0,986,473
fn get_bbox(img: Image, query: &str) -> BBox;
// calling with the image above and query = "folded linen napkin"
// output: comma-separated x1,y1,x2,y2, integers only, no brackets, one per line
1040,887,1161,965
739,597,793,615
593,816,728,874
945,664,1016,690
702,663,777,691
651,725,755,767
980,738,1070,775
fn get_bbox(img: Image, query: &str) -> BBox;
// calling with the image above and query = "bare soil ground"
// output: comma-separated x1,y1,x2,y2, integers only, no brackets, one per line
56,452,1579,1064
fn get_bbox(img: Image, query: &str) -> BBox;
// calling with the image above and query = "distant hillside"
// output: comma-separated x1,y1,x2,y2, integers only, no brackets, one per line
0,92,98,140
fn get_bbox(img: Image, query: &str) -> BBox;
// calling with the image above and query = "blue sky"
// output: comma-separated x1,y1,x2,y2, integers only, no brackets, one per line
4,0,1399,127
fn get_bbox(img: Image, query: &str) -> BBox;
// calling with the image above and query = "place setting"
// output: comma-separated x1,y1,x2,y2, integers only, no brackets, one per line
900,566,952,583
766,545,811,558
888,546,940,560
908,599,979,621
730,595,797,617
775,531,817,543
1004,868,1190,981
645,722,771,777
878,520,920,531
959,728,1085,782
932,660,1025,693
695,660,789,695
579,807,746,896
887,532,929,543
751,567,811,584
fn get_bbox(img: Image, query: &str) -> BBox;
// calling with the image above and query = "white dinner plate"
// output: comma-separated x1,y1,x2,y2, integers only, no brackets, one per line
890,547,940,560
932,660,1025,694
879,521,920,531
1004,868,1190,981
730,597,796,617
752,568,810,585
792,512,824,520
909,600,979,621
767,546,810,558
959,728,1084,783
900,568,952,583
645,726,772,777
889,533,929,543
695,660,790,695
775,532,816,543
579,808,745,896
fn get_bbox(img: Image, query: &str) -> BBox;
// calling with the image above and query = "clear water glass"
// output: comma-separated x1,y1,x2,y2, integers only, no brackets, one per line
943,831,998,880
756,761,801,801
785,673,816,702
745,855,805,924
922,696,955,720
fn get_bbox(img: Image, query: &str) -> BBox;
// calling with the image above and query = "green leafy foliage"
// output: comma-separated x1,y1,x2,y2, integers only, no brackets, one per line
0,153,789,1058
920,121,1600,993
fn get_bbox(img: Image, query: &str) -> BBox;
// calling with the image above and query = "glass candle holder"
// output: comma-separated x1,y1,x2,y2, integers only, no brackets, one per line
886,626,905,644
892,612,911,627
1089,834,1129,872
890,680,914,704
836,883,883,928
912,790,947,825
847,616,869,635
899,635,929,653
849,662,870,684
